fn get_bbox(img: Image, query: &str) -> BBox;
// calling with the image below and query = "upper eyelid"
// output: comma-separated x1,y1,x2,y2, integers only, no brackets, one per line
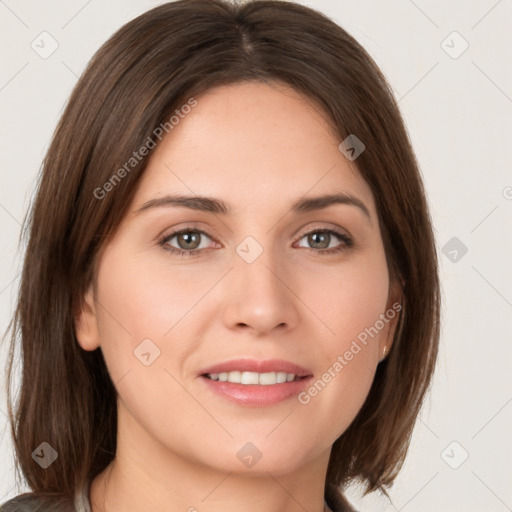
159,223,217,240
296,223,351,238
161,227,216,245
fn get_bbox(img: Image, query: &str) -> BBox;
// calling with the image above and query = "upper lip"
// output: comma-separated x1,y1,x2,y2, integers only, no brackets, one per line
199,358,312,377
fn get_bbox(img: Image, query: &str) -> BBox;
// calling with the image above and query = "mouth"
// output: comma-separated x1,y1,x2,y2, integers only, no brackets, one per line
198,359,313,406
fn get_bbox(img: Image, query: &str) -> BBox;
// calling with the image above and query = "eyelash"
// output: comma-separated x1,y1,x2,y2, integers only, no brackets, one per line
157,227,354,257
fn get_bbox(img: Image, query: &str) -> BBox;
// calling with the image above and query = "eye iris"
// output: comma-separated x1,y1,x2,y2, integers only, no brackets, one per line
178,231,201,250
308,231,330,249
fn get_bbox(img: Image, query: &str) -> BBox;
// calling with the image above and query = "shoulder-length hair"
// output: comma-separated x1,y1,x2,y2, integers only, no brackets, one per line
3,0,440,508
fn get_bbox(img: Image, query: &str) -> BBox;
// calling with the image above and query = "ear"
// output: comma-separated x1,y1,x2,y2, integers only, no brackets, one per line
378,277,404,362
74,283,101,351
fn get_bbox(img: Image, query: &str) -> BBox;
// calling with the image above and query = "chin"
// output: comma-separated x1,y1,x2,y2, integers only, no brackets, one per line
195,439,319,477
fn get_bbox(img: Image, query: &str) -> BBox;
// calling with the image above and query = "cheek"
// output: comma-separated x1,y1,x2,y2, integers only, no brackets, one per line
96,244,214,338
92,248,212,453
294,248,389,430
93,246,197,384
94,242,232,394
304,244,390,349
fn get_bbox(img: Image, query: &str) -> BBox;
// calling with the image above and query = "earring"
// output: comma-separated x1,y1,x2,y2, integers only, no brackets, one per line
382,346,388,359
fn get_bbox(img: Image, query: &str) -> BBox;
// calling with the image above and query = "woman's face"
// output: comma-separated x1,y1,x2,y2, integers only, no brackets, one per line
77,81,400,476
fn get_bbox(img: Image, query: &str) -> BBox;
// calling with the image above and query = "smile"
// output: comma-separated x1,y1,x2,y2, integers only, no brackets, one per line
198,359,313,406
204,371,303,385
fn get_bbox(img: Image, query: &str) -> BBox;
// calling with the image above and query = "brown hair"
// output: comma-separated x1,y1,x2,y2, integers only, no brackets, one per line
2,0,440,509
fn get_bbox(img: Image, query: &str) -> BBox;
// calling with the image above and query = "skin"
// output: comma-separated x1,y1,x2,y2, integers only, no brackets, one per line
75,81,401,512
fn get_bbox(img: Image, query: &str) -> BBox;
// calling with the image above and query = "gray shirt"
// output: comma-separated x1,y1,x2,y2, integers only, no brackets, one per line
0,480,91,512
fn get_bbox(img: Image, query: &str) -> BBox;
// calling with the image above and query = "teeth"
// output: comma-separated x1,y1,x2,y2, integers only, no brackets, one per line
206,371,298,385
276,372,287,384
241,371,259,384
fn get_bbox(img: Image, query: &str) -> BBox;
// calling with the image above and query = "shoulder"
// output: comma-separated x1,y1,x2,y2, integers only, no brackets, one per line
1,493,44,511
0,493,74,512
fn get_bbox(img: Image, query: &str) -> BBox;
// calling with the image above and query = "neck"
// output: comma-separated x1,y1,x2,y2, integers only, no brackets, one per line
89,405,332,512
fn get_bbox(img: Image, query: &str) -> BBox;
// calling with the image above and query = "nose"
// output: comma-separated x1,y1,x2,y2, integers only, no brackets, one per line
221,244,300,336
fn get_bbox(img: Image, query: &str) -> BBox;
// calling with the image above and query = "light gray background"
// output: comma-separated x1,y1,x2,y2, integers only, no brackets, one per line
1,1,511,510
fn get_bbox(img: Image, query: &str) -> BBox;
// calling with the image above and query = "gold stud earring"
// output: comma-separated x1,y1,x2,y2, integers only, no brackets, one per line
382,346,388,359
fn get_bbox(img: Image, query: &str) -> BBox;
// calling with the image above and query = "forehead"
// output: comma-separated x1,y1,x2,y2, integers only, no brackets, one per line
133,81,377,219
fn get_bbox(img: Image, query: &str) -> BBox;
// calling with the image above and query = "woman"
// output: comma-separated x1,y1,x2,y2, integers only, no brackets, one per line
1,0,440,511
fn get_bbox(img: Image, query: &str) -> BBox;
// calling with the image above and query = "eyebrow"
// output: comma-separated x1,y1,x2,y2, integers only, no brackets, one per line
135,192,372,222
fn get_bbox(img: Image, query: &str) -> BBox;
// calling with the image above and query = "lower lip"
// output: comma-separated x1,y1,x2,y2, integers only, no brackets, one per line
200,376,312,407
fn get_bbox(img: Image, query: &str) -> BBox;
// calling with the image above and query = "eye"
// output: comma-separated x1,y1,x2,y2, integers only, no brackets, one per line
158,228,215,256
158,226,353,257
295,229,353,254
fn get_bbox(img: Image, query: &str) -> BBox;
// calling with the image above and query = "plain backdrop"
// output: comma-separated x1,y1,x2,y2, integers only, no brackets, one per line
1,1,511,511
